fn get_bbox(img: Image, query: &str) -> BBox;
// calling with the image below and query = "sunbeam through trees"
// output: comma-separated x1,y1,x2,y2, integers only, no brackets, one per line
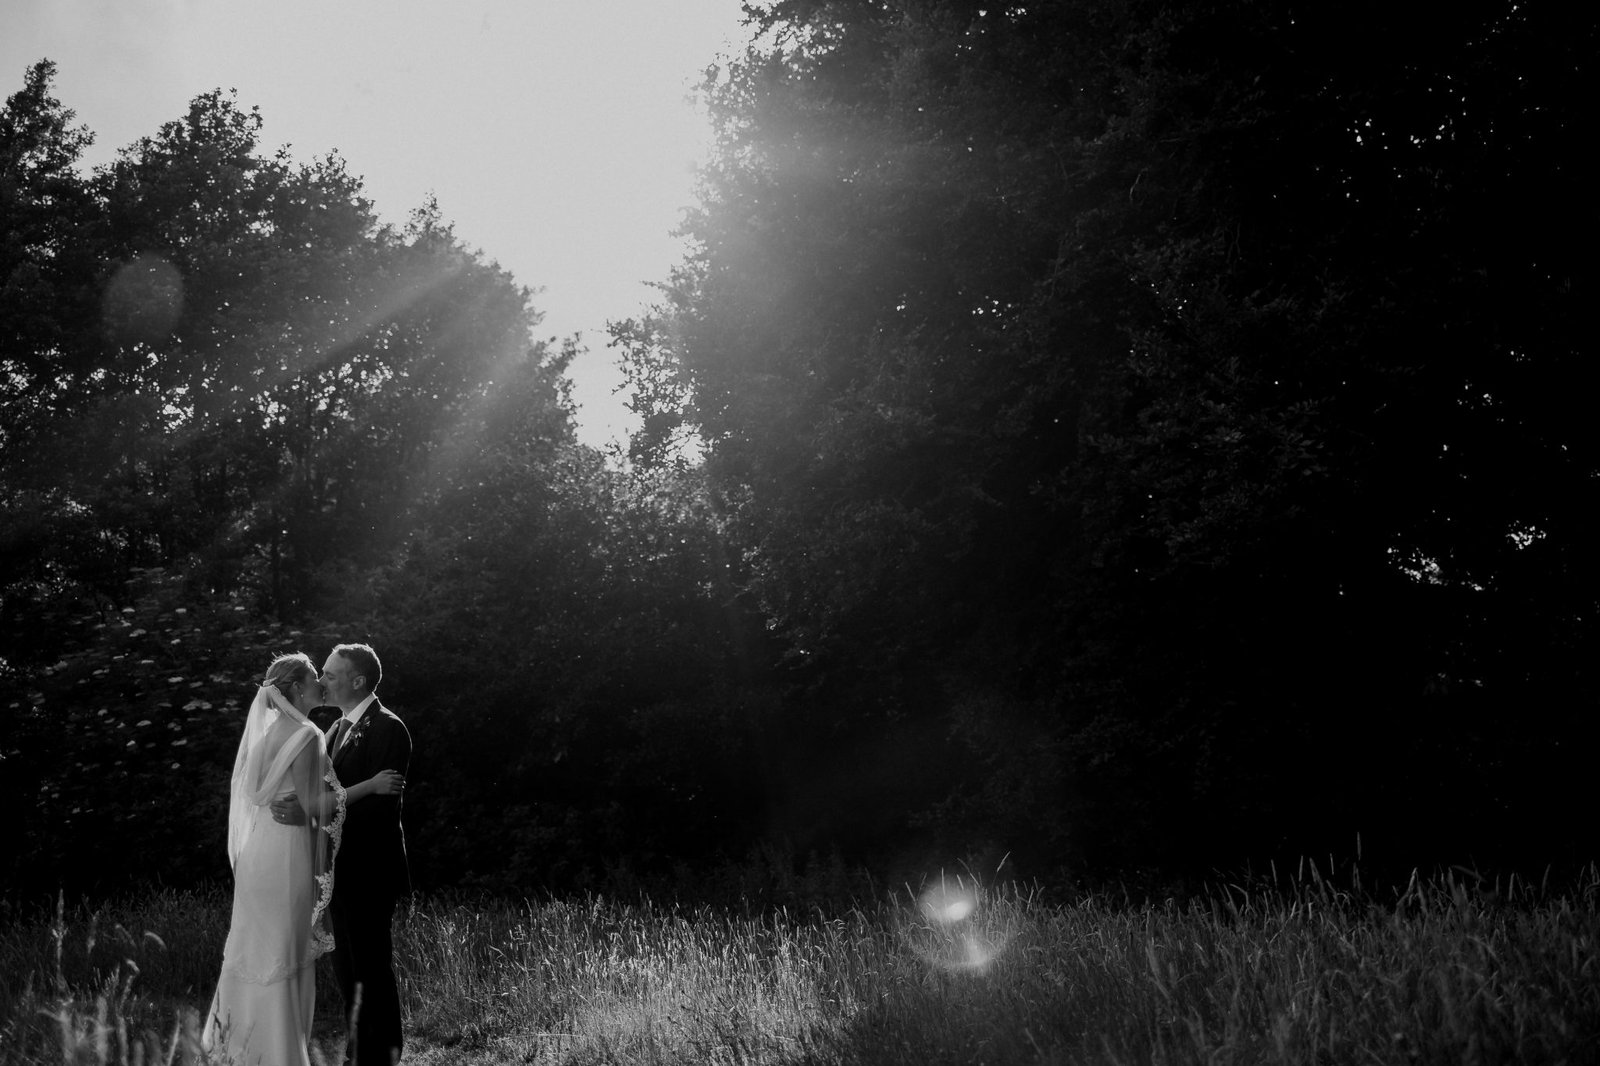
4,0,1598,913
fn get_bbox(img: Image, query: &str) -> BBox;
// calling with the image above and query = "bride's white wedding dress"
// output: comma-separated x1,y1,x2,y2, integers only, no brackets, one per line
204,687,345,1066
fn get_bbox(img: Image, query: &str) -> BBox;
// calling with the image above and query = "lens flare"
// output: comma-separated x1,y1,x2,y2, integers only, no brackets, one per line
913,878,1008,974
956,931,994,969
920,883,976,924
102,255,184,345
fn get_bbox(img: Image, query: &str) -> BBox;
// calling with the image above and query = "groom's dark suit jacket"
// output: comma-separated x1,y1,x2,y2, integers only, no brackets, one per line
328,700,411,902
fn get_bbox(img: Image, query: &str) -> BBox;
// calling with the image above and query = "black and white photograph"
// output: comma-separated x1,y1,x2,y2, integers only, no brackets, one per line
1,1,1594,1063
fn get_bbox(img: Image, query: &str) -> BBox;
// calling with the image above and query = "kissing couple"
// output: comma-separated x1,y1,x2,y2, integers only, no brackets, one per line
202,643,413,1066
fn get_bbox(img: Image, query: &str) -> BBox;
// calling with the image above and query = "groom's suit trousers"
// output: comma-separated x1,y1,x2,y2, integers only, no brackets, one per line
327,701,411,1065
330,895,403,1066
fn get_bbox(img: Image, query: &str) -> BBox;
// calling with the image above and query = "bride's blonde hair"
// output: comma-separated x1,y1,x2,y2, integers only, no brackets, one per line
263,652,316,701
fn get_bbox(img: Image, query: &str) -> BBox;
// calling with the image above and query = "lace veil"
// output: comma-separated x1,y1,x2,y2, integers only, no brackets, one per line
226,683,346,956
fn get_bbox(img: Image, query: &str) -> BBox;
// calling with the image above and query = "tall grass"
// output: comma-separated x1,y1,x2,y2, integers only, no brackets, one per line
4,864,1597,1064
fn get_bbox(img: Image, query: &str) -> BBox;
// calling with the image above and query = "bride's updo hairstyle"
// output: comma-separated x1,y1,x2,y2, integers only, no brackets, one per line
264,652,316,701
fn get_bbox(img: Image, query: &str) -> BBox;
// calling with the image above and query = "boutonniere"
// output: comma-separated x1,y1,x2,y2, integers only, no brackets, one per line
345,713,373,751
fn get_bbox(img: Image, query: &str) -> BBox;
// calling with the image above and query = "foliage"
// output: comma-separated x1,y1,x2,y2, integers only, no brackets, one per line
0,567,352,896
0,66,772,894
613,0,1598,873
6,0,1597,900
339,365,777,892
0,66,754,897
0,60,99,445
0,65,565,640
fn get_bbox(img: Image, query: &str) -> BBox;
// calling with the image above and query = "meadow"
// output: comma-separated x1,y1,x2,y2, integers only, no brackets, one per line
2,863,1595,1065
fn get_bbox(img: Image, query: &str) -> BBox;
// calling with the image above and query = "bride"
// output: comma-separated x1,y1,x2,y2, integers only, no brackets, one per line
203,653,404,1066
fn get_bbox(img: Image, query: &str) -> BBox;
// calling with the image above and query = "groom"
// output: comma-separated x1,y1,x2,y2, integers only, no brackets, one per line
275,642,411,1066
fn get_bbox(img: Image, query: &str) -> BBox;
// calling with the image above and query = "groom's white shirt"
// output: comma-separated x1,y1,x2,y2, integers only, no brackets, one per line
334,693,379,756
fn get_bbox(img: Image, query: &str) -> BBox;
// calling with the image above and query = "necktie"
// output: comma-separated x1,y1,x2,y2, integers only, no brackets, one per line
330,718,351,758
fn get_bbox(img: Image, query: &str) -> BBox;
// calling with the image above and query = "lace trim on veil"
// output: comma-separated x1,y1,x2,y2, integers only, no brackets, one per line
310,770,347,958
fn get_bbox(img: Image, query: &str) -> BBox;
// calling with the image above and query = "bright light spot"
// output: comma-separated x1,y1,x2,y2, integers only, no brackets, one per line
920,881,977,925
102,255,184,345
1508,523,1546,550
1388,545,1444,585
957,932,994,969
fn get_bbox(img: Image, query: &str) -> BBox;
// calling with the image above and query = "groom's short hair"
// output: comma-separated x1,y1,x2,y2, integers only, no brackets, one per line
333,642,383,692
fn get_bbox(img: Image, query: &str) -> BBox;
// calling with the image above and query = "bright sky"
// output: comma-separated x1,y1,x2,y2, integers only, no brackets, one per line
1,0,749,450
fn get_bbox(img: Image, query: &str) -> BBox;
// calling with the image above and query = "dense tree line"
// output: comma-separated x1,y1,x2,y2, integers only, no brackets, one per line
615,0,1596,879
3,0,1595,902
0,62,767,898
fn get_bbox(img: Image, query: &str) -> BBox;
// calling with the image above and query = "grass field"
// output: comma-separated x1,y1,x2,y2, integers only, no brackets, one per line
2,863,1596,1064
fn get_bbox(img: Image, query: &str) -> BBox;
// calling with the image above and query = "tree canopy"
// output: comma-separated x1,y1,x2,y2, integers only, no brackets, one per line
0,64,760,895
3,0,1595,900
614,0,1596,876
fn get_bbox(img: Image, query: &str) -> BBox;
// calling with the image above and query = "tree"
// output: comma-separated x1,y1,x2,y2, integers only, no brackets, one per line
0,60,99,436
1,74,564,634
0,61,113,650
0,67,770,897
616,0,1597,876
333,349,774,891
